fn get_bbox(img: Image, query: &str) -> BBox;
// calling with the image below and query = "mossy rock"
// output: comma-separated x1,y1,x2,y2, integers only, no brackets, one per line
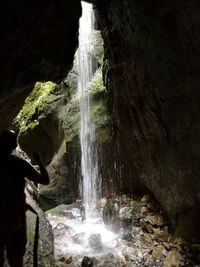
92,31,104,65
89,69,111,143
90,100,110,128
62,94,80,144
89,69,106,98
13,81,57,134
63,67,78,96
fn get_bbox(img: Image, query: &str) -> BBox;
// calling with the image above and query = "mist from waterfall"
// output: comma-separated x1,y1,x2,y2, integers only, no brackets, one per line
77,2,100,218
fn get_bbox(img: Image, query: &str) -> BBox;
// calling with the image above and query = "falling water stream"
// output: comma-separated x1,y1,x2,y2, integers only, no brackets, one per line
47,2,120,265
77,1,99,218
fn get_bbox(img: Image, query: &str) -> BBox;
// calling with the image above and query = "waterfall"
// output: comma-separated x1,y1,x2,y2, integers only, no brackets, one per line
77,2,100,218
48,4,127,262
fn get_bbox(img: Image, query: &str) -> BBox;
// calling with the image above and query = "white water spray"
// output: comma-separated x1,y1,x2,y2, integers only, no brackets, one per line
47,3,121,264
77,2,100,218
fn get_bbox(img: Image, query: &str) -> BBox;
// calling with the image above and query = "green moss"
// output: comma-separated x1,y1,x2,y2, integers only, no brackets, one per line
13,81,56,133
93,31,104,65
89,70,106,97
90,101,110,128
63,95,80,143
88,69,111,143
27,231,35,242
63,68,78,96
45,205,62,215
64,113,80,143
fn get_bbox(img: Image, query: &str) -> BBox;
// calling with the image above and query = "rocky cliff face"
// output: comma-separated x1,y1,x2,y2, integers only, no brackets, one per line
93,0,200,240
0,0,81,130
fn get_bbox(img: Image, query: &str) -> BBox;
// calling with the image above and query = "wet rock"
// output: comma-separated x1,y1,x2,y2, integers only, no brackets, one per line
72,232,87,244
66,257,73,264
88,233,102,251
81,256,97,267
119,207,133,220
59,257,66,262
144,214,165,227
145,203,155,213
60,210,74,219
173,236,185,246
57,256,73,267
150,245,168,260
141,206,149,215
102,200,120,226
53,223,73,240
119,206,134,227
98,253,127,267
121,194,132,204
122,246,135,260
163,249,183,267
141,195,151,203
153,227,169,242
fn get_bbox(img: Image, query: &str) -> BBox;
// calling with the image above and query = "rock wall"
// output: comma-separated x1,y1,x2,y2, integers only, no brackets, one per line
0,0,81,130
93,0,200,240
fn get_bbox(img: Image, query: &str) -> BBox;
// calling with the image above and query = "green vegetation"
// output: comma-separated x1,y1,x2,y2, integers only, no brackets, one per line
93,31,104,65
63,95,80,143
63,68,78,96
89,70,109,128
90,100,111,143
91,101,110,128
88,70,111,143
45,205,62,215
13,81,57,134
26,231,35,242
64,112,80,143
89,70,106,97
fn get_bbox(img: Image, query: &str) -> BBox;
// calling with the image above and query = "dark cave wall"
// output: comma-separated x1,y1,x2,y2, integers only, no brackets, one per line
0,0,82,130
93,0,200,240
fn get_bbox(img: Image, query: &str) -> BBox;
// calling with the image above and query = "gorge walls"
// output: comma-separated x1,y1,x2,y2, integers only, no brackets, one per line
93,0,200,240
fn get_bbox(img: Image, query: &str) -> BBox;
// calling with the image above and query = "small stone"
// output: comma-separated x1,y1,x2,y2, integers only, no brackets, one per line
66,257,73,264
144,214,165,227
61,211,74,219
173,236,184,245
82,256,97,267
141,195,151,203
141,206,148,215
163,250,183,267
59,257,66,262
167,236,172,242
151,245,167,260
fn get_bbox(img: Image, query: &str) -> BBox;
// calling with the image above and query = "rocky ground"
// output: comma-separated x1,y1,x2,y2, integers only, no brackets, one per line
46,194,200,267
